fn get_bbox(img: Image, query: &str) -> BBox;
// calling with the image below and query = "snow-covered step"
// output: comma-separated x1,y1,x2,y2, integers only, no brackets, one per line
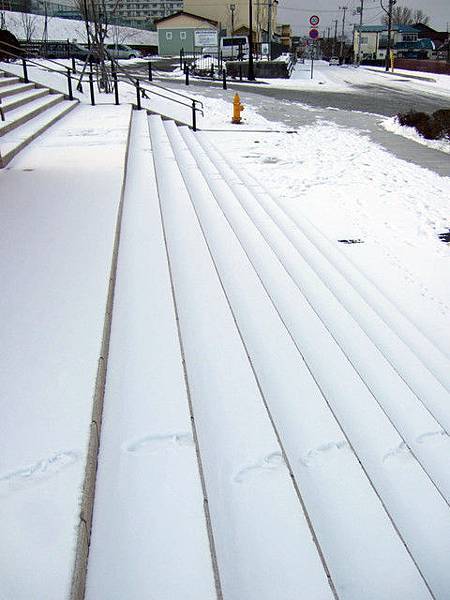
195,132,450,504
163,119,433,600
0,104,133,600
0,82,35,99
85,111,217,600
0,99,78,167
212,143,450,394
202,137,450,420
1,88,50,113
148,114,335,600
179,125,450,599
0,93,65,136
0,75,20,88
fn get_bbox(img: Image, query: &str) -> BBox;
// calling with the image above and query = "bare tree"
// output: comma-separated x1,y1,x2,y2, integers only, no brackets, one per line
382,5,429,26
75,0,115,92
412,9,429,25
21,12,38,42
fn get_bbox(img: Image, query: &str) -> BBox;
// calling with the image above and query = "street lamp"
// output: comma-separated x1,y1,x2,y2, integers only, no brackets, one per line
248,0,255,79
230,3,235,59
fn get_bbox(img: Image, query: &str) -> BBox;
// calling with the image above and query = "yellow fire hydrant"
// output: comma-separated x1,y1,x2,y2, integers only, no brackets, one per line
232,93,244,124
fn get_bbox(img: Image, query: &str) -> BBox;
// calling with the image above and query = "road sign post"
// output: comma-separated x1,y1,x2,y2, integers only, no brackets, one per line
308,25,319,79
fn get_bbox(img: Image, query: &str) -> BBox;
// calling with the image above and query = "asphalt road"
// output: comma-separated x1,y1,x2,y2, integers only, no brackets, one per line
126,58,449,117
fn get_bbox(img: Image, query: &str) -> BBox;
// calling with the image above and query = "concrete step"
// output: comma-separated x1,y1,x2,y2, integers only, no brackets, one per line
0,100,78,167
0,93,65,136
1,88,50,113
0,82,35,99
0,76,20,88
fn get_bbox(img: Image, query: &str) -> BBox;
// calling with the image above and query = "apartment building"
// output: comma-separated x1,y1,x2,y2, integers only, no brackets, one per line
183,0,277,41
104,0,183,28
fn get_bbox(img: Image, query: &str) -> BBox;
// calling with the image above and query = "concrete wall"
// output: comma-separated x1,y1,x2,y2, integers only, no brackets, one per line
226,60,289,78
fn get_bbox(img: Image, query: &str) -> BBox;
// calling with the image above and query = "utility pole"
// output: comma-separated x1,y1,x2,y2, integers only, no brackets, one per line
248,0,255,80
446,21,449,63
339,6,347,62
381,0,396,71
331,18,338,56
356,0,364,65
267,0,272,60
230,4,235,58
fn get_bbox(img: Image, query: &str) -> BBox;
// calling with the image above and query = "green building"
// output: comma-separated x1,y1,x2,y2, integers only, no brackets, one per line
155,11,219,56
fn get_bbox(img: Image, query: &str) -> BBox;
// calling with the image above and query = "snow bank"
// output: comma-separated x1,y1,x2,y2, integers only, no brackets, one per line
3,10,157,46
381,116,450,154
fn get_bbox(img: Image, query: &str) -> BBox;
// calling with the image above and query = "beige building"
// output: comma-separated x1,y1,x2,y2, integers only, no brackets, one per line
183,0,278,42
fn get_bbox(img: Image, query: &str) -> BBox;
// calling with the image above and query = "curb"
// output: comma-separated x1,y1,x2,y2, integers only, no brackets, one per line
70,105,133,600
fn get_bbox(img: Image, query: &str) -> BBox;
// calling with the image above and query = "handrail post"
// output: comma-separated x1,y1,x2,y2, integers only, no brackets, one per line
66,69,73,100
113,72,119,105
222,68,227,90
185,64,189,86
179,49,183,69
0,97,5,122
148,60,152,81
89,72,95,105
71,56,76,74
192,100,197,131
136,79,141,109
22,59,29,83
210,63,214,79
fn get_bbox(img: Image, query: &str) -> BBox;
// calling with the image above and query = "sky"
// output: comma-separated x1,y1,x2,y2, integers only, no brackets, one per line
277,0,450,35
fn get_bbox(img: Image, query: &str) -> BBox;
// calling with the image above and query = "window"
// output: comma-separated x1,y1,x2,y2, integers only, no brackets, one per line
360,36,368,44
180,31,186,40
166,31,173,40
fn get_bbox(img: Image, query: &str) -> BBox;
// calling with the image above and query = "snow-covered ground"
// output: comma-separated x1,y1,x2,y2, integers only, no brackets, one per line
255,60,450,100
3,10,157,45
1,54,450,599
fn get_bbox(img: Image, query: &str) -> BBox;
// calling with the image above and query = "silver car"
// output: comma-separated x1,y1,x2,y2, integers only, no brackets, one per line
106,44,142,59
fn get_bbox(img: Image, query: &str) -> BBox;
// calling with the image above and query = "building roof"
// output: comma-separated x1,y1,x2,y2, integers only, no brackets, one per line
357,24,419,33
154,11,218,27
395,38,435,50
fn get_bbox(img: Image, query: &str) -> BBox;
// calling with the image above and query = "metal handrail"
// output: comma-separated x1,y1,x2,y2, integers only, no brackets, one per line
0,39,78,74
108,54,204,129
0,43,204,129
109,54,203,109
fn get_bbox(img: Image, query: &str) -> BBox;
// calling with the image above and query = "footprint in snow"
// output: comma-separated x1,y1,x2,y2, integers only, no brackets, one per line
382,442,412,463
0,450,80,496
416,430,448,444
233,452,285,483
300,440,349,467
124,432,194,454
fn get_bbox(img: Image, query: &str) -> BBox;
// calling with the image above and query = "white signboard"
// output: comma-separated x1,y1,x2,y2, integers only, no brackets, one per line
194,30,218,47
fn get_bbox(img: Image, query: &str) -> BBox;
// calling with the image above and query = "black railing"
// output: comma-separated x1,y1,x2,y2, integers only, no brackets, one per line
107,53,204,130
0,41,204,130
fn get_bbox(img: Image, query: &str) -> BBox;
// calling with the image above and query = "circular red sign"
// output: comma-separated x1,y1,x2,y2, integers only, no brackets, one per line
309,28,319,39
309,15,320,26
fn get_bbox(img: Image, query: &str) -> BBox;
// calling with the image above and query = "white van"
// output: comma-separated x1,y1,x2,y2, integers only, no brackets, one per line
220,36,249,59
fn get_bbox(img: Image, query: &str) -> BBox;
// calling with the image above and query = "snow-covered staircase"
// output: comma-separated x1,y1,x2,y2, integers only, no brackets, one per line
0,69,78,167
82,111,450,600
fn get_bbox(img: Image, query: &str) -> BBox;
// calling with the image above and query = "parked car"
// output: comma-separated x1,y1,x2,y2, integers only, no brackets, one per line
329,56,340,65
70,43,97,62
106,44,142,59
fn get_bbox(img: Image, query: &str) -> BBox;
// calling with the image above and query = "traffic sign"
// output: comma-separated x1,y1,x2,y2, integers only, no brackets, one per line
309,28,319,39
309,15,320,26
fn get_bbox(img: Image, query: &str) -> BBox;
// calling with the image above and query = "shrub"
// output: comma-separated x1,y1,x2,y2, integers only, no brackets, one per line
396,109,450,140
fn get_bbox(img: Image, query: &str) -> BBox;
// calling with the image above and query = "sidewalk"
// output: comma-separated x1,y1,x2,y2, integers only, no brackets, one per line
0,103,131,600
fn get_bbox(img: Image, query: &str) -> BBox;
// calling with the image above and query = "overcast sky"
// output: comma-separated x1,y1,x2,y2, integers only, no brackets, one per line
277,0,449,35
